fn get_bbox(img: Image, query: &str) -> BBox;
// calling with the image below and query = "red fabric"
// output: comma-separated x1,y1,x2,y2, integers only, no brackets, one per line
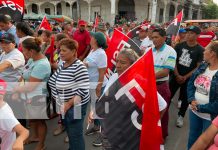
105,29,142,78
78,20,87,26
18,43,22,52
94,16,99,28
119,49,162,150
197,31,216,47
72,29,91,58
166,10,183,38
45,36,55,62
39,16,52,31
105,29,127,78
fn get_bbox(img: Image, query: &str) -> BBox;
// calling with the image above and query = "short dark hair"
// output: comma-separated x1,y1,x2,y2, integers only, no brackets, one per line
42,30,52,38
37,30,43,36
152,28,166,37
59,38,78,51
16,22,34,36
0,14,11,23
73,22,78,27
55,33,68,41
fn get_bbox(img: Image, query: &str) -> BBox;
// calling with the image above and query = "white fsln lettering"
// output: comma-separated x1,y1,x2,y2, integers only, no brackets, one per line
117,40,131,50
0,1,7,9
115,79,146,130
7,1,16,11
0,1,23,14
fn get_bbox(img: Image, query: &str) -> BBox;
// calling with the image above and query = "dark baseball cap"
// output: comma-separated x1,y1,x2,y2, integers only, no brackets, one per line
0,33,15,43
202,23,209,29
185,26,201,34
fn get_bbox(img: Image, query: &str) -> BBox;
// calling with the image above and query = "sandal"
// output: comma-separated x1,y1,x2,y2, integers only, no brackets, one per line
24,138,39,145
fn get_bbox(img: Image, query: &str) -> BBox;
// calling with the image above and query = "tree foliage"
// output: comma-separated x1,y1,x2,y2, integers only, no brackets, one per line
202,2,218,19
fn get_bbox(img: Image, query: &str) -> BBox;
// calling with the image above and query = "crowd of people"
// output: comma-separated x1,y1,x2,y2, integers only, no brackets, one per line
0,12,218,150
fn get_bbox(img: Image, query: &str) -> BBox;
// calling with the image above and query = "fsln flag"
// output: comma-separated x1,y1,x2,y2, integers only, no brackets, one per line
127,23,149,39
166,10,183,36
96,49,162,150
105,29,141,79
0,0,24,22
39,16,52,31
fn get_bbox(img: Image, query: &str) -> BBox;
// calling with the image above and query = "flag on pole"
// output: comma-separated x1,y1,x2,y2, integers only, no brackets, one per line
166,10,183,41
0,0,24,22
96,49,162,150
104,29,141,79
39,16,52,31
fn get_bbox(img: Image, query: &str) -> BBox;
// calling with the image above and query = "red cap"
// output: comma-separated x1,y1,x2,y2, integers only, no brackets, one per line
78,20,87,26
0,79,7,95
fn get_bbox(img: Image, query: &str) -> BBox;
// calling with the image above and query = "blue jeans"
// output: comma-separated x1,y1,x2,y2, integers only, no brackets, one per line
187,110,211,150
64,104,88,150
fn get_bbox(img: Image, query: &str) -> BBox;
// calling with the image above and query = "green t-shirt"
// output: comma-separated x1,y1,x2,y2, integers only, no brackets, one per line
21,58,51,99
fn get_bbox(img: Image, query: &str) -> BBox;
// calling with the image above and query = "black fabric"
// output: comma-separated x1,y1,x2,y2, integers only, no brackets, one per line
169,75,189,117
0,0,24,22
96,80,142,150
175,42,204,76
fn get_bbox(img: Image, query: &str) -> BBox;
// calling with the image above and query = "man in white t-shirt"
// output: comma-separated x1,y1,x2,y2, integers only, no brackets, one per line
0,79,29,150
0,32,25,92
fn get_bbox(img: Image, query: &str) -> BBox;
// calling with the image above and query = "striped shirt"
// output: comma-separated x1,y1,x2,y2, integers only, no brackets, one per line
152,44,177,82
48,59,90,106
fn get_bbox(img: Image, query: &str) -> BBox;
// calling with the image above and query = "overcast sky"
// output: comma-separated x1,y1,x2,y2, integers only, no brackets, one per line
213,0,218,5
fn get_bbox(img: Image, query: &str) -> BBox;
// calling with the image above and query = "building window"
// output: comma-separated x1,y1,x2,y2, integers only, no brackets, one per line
169,4,175,21
159,8,163,23
45,8,51,14
57,3,62,15
32,4,38,14
72,2,78,20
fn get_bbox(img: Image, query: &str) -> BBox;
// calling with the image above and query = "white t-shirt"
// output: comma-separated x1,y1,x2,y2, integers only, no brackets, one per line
0,103,19,150
104,73,167,111
192,68,218,120
140,37,154,52
84,48,108,89
19,36,33,45
0,49,25,91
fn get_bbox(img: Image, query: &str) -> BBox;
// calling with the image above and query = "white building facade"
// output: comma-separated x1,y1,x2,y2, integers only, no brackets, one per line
25,0,203,25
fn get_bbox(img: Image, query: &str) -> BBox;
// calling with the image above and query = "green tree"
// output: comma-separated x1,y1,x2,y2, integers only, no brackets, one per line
202,2,218,19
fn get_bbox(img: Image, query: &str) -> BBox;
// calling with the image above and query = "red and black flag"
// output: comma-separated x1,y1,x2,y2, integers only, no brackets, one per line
0,0,24,22
96,49,162,150
127,23,150,39
166,10,183,38
105,29,141,79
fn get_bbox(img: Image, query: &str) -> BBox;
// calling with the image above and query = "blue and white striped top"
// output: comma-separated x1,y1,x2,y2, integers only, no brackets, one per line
152,44,177,82
48,59,90,106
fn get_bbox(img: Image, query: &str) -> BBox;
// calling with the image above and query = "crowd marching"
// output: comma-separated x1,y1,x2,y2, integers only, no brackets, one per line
0,12,218,150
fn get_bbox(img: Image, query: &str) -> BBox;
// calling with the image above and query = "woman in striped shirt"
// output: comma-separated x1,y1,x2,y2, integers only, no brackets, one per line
48,38,90,150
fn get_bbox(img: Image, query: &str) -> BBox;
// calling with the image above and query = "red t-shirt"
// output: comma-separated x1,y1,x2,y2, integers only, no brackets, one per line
197,31,216,47
73,29,91,58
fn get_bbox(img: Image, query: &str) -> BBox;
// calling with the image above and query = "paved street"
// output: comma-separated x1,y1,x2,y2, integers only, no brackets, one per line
25,91,189,150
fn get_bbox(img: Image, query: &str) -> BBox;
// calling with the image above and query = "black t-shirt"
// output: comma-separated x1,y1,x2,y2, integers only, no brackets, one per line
175,42,204,76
